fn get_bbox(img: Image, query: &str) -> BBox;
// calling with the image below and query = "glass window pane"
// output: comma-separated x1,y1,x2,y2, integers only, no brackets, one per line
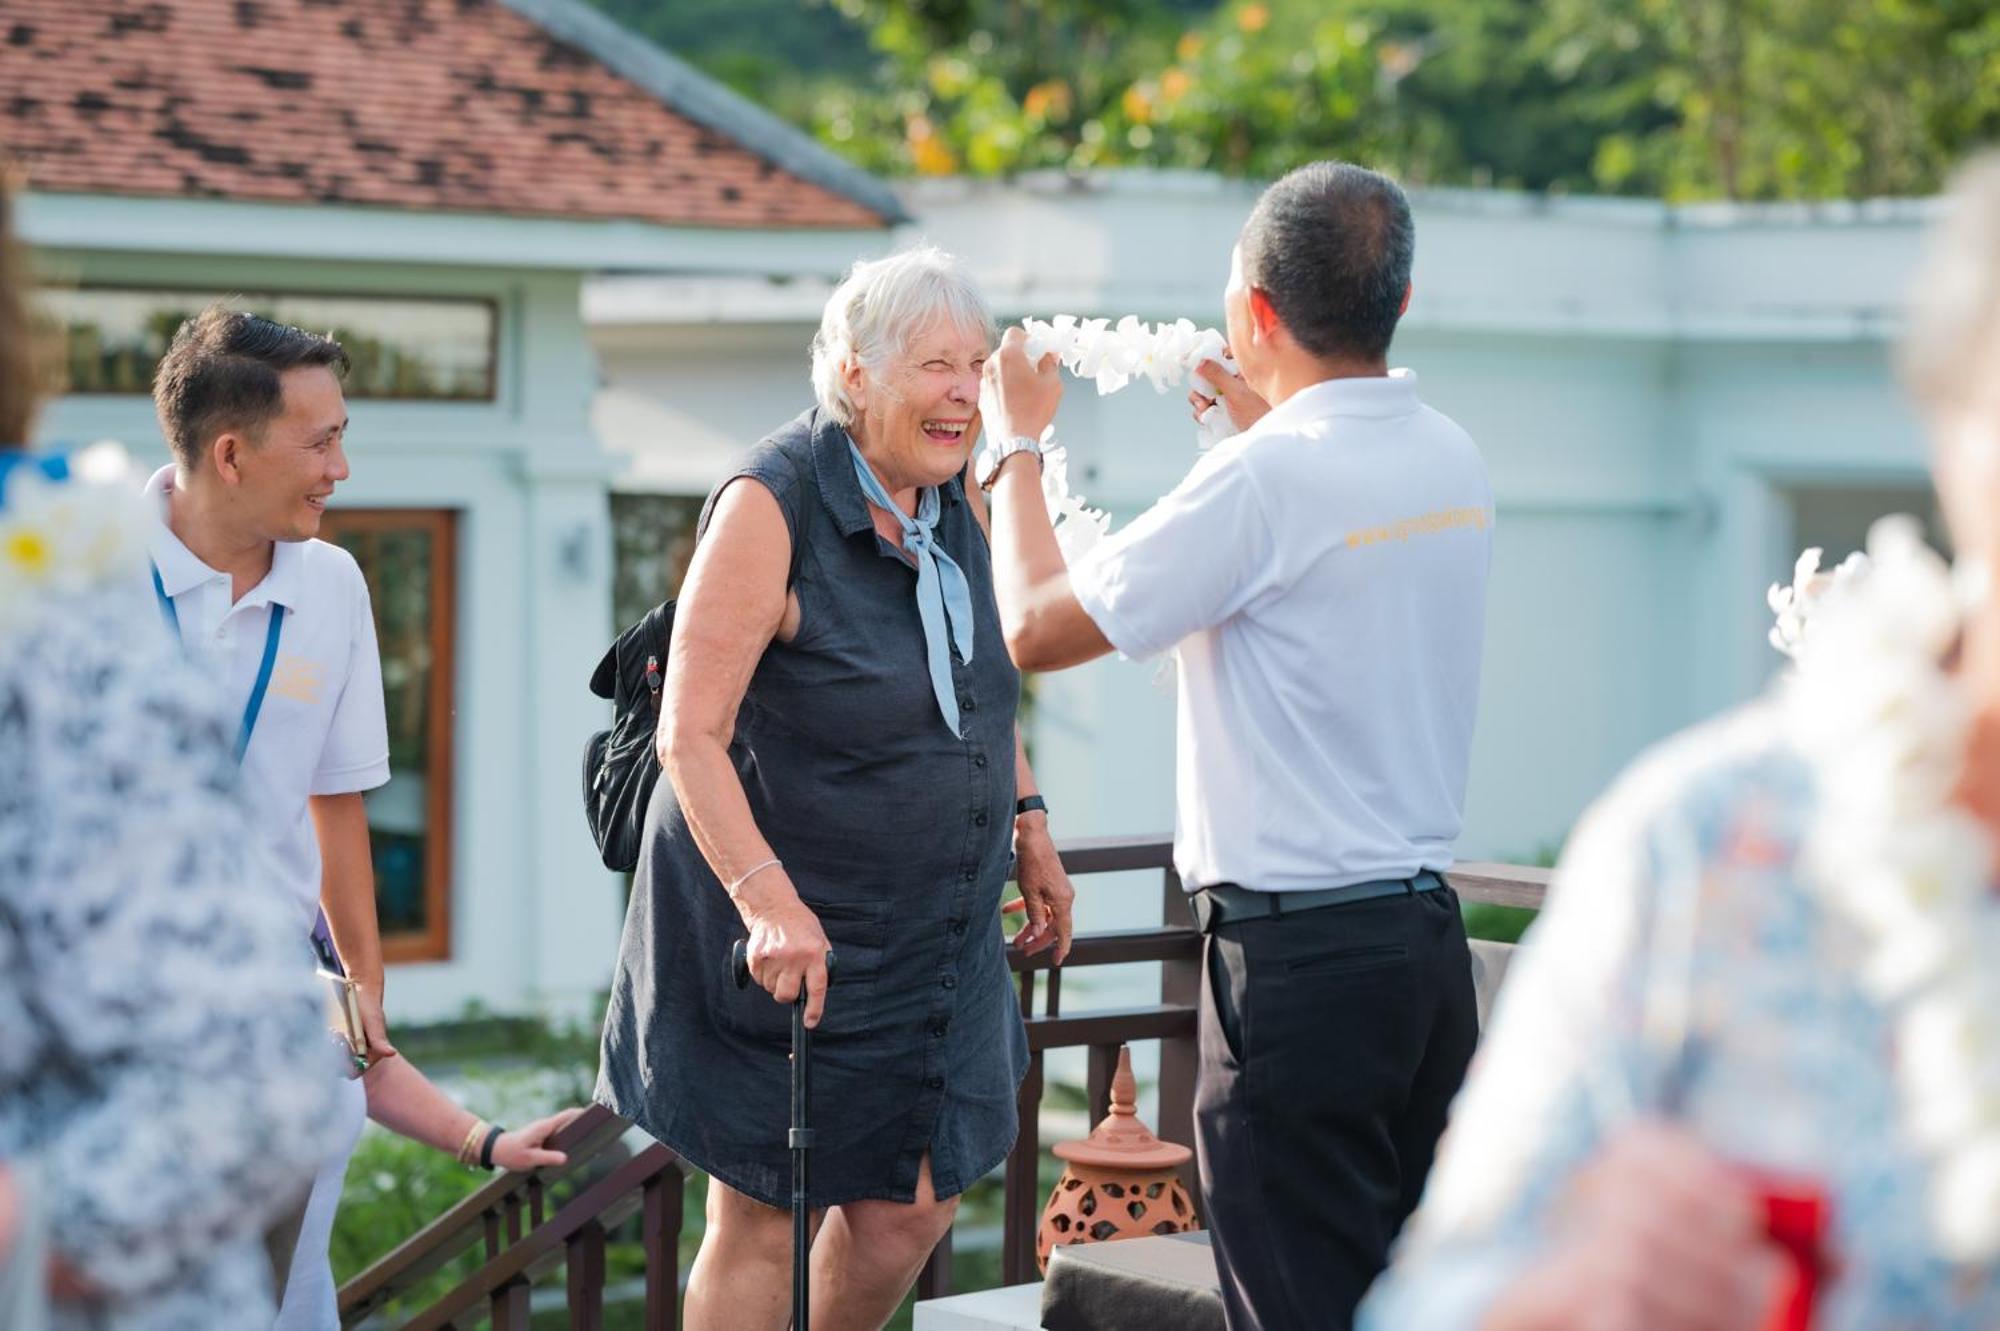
611,492,704,629
39,287,496,401
325,512,457,958
1787,483,1952,575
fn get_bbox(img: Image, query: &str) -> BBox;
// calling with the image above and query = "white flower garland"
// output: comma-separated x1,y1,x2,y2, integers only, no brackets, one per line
1766,545,1869,661
1774,515,2000,1261
1015,315,1239,561
0,443,149,633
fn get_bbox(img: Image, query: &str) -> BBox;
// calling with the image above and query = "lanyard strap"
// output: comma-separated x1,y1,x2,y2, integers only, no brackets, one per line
150,562,327,968
151,562,286,763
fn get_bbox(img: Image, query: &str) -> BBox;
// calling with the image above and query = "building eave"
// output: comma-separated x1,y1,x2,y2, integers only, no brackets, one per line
19,191,885,277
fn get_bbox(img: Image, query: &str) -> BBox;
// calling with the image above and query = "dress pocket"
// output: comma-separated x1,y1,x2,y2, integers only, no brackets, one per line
720,895,890,1047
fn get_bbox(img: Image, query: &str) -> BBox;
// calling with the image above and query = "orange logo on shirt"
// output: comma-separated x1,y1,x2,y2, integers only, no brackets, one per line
268,654,326,705
1344,506,1490,550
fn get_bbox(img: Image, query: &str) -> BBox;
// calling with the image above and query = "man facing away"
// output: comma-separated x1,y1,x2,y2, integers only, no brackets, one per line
977,161,1494,1329
146,306,395,1327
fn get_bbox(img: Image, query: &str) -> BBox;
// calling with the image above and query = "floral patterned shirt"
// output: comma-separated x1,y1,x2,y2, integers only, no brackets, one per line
0,455,340,1328
1360,704,2000,1330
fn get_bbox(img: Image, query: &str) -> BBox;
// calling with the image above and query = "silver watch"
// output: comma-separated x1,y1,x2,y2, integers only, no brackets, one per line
976,433,1050,490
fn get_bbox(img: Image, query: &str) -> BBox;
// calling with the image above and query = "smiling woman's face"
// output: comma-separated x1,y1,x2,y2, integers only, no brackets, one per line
846,315,990,497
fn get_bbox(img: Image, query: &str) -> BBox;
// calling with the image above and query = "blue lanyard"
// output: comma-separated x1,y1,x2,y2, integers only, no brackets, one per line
151,562,286,764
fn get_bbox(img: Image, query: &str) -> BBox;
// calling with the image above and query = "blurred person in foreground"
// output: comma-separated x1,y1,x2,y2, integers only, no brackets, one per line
0,176,340,1327
978,161,1493,1330
1357,154,2000,1330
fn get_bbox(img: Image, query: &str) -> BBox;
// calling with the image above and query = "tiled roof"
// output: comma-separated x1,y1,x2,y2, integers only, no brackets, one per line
0,0,896,229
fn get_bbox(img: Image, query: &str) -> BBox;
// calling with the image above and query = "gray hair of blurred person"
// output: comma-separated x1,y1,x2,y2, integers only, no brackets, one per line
809,245,996,427
1899,151,2000,562
1900,152,2000,417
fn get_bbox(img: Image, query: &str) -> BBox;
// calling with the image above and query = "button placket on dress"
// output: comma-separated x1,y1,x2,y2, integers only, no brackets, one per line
922,649,988,1112
870,491,990,1146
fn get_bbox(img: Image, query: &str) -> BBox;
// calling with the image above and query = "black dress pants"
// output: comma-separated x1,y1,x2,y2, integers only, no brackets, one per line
1193,883,1478,1331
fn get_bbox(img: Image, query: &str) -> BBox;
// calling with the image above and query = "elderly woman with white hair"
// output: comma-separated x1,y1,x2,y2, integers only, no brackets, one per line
595,245,1075,1329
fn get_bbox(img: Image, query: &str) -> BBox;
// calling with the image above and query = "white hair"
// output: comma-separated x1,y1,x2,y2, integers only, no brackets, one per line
810,244,996,426
1902,151,2000,413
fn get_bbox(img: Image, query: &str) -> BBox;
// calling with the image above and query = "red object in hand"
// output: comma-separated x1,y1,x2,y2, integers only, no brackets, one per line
1743,1170,1834,1331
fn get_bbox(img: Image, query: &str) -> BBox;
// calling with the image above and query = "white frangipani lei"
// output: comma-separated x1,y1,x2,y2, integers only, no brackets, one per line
1020,314,1241,448
1774,515,2000,1261
1013,314,1239,562
1035,432,1111,562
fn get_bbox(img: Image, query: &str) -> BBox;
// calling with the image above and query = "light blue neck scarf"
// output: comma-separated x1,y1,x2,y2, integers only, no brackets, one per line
848,440,976,737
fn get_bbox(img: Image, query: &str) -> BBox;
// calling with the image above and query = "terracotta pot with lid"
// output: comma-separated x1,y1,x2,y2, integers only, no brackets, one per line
1035,1045,1198,1273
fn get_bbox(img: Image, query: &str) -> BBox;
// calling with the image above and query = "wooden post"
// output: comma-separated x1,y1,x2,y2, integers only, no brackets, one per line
1003,1049,1045,1285
505,1194,525,1246
1086,1043,1119,1125
642,1173,682,1331
915,1228,954,1302
489,1279,531,1330
567,1222,607,1331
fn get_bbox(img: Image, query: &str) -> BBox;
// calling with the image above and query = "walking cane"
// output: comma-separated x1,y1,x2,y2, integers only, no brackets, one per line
732,940,836,1331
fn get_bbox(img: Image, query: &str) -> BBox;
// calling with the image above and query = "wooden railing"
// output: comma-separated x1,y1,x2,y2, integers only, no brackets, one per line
342,835,1547,1326
337,1105,685,1329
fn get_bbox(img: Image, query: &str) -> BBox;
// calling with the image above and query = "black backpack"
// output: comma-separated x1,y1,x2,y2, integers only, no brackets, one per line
581,600,676,873
581,442,816,874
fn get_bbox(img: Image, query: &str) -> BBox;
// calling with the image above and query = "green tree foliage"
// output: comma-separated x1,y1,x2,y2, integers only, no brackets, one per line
1543,0,2000,200
597,0,2000,200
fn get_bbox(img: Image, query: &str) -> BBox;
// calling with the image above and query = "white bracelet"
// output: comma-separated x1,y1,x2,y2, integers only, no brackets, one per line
726,857,782,894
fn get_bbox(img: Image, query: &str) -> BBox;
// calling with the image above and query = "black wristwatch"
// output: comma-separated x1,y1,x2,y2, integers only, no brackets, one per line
1015,795,1048,819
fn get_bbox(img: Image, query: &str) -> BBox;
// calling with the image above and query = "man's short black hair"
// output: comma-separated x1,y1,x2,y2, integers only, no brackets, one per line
151,303,349,470
1238,161,1415,363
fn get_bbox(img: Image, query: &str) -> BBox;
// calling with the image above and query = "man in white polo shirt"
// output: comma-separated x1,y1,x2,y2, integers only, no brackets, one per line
978,162,1493,1329
145,305,393,1327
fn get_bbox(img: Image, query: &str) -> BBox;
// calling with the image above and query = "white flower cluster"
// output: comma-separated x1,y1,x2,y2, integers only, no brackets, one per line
1021,315,1230,396
1035,433,1111,564
1011,314,1241,563
0,443,149,632
1767,546,1869,661
1020,315,1241,450
1780,515,2000,1261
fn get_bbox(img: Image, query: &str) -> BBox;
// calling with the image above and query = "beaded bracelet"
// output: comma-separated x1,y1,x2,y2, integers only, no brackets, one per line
455,1118,489,1168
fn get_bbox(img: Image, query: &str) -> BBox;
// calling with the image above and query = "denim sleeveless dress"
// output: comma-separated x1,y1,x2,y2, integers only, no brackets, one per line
595,408,1030,1208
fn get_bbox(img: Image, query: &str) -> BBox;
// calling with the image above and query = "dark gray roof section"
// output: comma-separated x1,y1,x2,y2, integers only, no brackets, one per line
496,0,909,227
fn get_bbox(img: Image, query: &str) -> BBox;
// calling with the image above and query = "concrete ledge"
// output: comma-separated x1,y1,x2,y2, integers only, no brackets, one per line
913,1280,1045,1330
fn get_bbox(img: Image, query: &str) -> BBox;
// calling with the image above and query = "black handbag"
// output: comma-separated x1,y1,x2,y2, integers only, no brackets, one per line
582,442,817,873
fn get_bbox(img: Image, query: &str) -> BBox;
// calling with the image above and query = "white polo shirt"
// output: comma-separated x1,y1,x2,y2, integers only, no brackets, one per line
144,467,390,933
1070,371,1492,892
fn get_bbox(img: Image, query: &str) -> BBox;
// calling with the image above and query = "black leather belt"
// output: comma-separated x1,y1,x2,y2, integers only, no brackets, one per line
1188,870,1446,934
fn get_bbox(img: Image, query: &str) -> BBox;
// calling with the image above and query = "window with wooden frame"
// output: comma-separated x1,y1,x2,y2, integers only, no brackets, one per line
43,287,498,401
322,509,459,963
